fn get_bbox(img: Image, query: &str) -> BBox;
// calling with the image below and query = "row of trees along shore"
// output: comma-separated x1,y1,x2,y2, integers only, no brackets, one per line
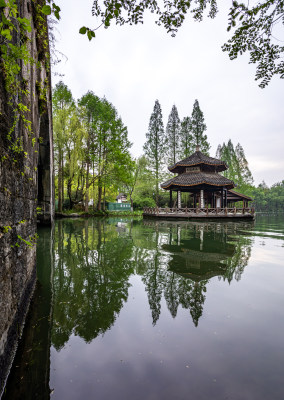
53,82,284,213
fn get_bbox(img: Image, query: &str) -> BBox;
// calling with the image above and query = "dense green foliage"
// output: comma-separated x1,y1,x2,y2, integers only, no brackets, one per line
251,181,284,212
53,82,133,211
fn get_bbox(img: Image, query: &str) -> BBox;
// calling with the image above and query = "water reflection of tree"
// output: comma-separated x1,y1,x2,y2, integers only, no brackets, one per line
222,236,252,282
137,220,254,326
164,273,207,326
140,229,165,325
52,219,134,350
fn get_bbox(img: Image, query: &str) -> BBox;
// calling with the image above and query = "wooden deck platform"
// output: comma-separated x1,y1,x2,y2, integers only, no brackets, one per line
143,207,255,220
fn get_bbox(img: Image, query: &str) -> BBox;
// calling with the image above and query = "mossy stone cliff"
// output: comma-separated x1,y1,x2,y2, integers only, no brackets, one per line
0,0,54,395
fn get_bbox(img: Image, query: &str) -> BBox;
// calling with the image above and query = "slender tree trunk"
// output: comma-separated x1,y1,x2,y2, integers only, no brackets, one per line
67,179,73,209
97,138,103,211
173,131,176,164
61,155,64,210
155,126,159,206
155,159,159,206
85,134,90,212
92,160,95,211
74,169,82,203
58,150,62,212
85,160,90,212
103,184,106,211
97,176,102,211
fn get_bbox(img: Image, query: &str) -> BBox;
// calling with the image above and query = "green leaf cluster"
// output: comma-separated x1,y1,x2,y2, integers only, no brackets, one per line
223,0,284,87
42,1,61,20
79,26,96,40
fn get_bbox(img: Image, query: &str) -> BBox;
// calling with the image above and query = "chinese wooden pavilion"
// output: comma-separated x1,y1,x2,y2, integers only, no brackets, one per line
143,147,254,219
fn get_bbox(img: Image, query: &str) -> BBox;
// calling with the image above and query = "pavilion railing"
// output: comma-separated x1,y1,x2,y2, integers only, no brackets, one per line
143,207,255,216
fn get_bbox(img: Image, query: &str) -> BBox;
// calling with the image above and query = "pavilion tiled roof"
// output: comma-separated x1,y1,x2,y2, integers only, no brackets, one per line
161,172,235,189
228,190,253,201
169,151,228,172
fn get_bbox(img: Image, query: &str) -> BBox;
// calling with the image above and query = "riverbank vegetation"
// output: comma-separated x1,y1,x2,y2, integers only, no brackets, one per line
53,81,284,214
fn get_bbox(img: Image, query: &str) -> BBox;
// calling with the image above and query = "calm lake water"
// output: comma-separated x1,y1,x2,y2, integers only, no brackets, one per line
3,215,284,400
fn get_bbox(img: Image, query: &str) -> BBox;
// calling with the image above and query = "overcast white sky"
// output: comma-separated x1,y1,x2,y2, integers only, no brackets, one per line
52,0,284,187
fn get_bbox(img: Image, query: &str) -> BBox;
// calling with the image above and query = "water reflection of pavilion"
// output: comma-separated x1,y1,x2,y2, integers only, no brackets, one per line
163,225,236,282
142,220,254,326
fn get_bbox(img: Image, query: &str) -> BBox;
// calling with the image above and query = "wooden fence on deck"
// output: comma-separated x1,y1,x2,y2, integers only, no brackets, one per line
143,207,255,219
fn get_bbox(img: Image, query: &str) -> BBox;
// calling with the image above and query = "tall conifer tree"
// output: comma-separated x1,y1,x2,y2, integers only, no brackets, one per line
190,99,210,154
235,143,254,188
166,104,180,165
179,116,194,159
216,140,253,191
143,100,166,205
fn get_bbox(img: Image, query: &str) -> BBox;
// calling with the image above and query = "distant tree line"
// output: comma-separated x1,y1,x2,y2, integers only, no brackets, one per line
250,181,284,212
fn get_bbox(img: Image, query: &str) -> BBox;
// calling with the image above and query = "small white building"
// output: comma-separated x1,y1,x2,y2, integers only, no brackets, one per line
116,193,128,204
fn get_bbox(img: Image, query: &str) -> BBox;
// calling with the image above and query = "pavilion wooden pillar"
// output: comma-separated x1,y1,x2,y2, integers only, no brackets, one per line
177,191,181,209
170,190,172,208
225,188,227,207
200,189,204,208
221,187,224,208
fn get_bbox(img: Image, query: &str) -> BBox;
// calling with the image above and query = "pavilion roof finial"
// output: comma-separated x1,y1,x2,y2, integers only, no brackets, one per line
196,145,200,152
